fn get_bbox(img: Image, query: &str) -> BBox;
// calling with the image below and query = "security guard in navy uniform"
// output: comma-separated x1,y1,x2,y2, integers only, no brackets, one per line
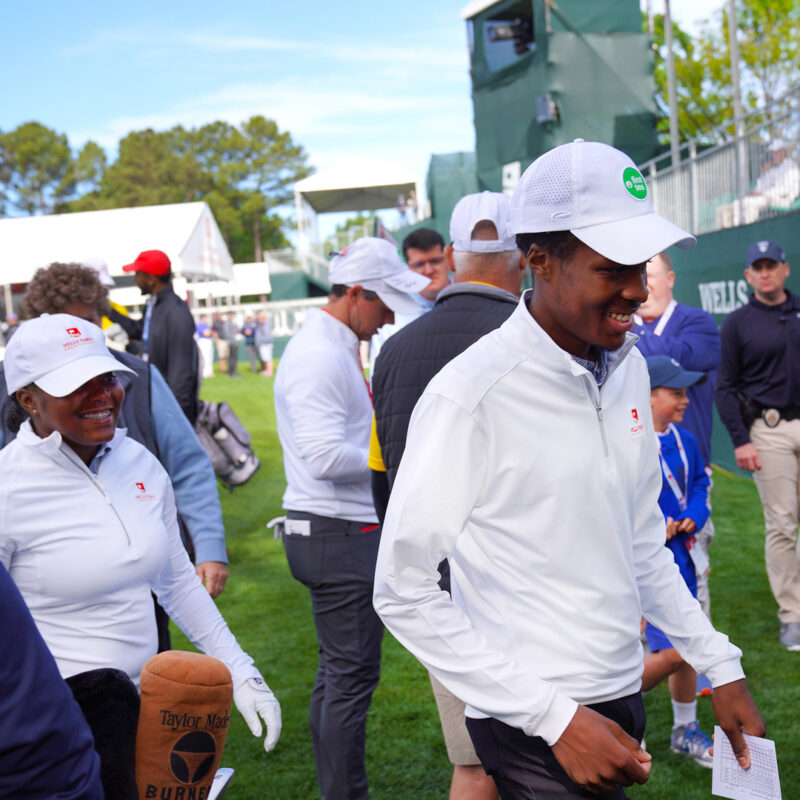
715,239,800,651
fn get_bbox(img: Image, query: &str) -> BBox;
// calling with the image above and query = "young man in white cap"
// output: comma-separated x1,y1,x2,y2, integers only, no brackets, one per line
374,141,765,798
370,191,524,800
273,237,429,800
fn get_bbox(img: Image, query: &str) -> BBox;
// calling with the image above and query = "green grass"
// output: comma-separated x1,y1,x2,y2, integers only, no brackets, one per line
171,368,799,799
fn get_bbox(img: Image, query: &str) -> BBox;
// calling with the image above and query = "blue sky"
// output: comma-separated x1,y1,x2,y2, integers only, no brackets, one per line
2,0,721,234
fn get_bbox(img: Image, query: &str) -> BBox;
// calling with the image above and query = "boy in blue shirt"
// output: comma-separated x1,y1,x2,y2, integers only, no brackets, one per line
642,355,714,767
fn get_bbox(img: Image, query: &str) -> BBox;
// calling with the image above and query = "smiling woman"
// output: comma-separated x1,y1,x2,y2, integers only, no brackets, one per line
0,313,282,795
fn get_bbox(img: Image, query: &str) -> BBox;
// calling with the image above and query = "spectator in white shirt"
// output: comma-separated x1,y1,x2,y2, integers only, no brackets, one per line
273,237,429,800
374,140,766,799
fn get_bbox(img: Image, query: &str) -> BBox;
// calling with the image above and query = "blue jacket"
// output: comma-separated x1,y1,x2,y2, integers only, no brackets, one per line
657,425,710,593
0,563,103,799
635,303,720,467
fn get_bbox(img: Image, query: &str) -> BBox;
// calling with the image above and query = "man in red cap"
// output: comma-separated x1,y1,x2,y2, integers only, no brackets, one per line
111,250,199,425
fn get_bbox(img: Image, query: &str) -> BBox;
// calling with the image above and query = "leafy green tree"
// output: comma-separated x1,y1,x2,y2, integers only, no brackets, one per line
0,122,74,214
69,117,310,262
648,0,800,147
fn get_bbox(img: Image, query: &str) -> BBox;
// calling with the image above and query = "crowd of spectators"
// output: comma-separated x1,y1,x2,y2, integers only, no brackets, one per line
0,137,796,799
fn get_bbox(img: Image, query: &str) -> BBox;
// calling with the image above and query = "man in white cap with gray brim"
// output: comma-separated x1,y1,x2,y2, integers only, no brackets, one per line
374,140,766,798
273,236,429,800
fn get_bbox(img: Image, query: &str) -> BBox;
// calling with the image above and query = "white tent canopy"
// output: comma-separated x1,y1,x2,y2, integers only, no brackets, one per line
0,201,234,286
294,161,420,214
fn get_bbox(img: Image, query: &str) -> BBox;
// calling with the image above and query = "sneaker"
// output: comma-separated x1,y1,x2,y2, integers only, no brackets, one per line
779,622,800,651
670,721,713,768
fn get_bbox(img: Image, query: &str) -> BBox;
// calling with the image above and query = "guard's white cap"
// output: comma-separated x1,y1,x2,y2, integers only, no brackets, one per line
328,237,431,315
510,139,696,265
450,191,518,253
5,313,134,397
82,257,115,286
768,138,787,152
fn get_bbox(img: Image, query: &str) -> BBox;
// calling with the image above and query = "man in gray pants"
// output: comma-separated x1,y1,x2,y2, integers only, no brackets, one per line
273,237,430,800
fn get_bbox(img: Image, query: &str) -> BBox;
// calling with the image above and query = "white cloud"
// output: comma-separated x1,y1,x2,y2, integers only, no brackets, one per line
68,74,474,179
61,26,468,71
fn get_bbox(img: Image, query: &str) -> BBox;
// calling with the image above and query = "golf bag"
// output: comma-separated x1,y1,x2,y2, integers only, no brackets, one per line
195,401,260,490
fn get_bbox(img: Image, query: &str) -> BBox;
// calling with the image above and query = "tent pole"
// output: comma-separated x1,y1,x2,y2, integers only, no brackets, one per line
3,284,12,318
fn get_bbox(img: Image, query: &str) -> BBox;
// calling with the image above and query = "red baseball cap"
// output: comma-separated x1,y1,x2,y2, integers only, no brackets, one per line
122,249,171,276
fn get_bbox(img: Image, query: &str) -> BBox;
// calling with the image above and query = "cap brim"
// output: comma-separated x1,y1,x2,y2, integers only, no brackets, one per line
34,355,136,397
572,212,696,265
99,273,116,286
661,371,708,389
122,262,138,272
359,280,424,315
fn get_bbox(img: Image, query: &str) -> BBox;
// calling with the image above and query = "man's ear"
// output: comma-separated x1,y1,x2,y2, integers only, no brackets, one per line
444,244,455,272
346,285,363,302
527,243,553,282
667,270,676,289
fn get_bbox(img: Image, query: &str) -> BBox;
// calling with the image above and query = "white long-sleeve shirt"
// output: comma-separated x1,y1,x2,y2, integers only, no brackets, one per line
274,308,377,522
374,296,744,746
0,422,258,687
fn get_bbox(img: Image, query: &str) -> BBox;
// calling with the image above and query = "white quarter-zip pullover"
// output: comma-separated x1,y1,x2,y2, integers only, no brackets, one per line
374,296,743,746
275,308,377,521
0,423,257,687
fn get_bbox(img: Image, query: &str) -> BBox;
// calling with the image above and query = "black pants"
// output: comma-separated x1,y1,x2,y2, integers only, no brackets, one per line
283,511,384,800
467,693,646,800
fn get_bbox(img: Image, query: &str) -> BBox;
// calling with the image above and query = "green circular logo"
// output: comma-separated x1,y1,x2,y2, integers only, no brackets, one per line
622,167,648,201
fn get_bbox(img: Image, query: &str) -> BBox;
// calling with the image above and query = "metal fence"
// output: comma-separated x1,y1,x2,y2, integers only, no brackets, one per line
638,84,800,235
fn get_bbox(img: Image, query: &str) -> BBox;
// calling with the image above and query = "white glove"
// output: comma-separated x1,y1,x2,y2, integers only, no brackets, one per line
233,673,282,752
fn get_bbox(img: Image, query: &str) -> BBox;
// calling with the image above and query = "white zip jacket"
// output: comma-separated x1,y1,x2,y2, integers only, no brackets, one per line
0,422,258,687
374,296,744,746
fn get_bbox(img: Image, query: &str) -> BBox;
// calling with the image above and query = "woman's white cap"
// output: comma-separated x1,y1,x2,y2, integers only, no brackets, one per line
450,191,518,253
510,139,696,265
5,313,134,397
328,237,431,315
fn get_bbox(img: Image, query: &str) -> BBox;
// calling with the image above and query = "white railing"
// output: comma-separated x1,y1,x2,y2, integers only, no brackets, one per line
639,84,800,234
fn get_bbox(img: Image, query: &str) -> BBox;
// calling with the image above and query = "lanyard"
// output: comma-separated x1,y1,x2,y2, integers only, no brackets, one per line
657,423,689,511
634,299,677,335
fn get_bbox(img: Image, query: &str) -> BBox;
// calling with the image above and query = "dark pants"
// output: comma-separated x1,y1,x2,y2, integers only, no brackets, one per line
283,511,384,800
467,693,646,800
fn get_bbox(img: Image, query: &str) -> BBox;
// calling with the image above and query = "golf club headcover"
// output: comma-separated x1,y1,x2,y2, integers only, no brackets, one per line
135,650,232,800
66,667,140,800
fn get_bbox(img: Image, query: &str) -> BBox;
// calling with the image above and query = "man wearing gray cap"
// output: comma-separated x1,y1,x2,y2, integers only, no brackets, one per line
273,237,429,800
716,239,800,651
370,191,524,799
374,140,764,798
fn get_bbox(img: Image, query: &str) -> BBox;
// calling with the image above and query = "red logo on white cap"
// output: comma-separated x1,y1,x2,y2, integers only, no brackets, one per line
66,327,81,337
136,482,145,492
631,409,639,422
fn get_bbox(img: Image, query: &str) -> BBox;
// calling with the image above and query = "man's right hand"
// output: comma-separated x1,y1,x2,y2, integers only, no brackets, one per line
551,705,651,794
735,443,762,471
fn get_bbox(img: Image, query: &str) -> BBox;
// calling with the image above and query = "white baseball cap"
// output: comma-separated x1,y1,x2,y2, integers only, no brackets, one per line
510,139,696,265
328,237,431,315
5,313,134,397
450,191,518,253
82,257,116,286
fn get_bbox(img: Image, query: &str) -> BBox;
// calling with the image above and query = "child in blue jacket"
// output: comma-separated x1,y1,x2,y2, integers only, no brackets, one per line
642,355,713,767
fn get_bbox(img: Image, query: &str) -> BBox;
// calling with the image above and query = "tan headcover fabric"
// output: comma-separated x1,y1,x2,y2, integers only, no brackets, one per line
136,651,232,800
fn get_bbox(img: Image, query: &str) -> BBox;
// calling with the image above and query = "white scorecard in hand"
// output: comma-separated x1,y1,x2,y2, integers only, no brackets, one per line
712,726,781,800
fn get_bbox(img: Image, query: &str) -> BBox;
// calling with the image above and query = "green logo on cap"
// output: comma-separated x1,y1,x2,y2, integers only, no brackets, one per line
622,167,647,200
